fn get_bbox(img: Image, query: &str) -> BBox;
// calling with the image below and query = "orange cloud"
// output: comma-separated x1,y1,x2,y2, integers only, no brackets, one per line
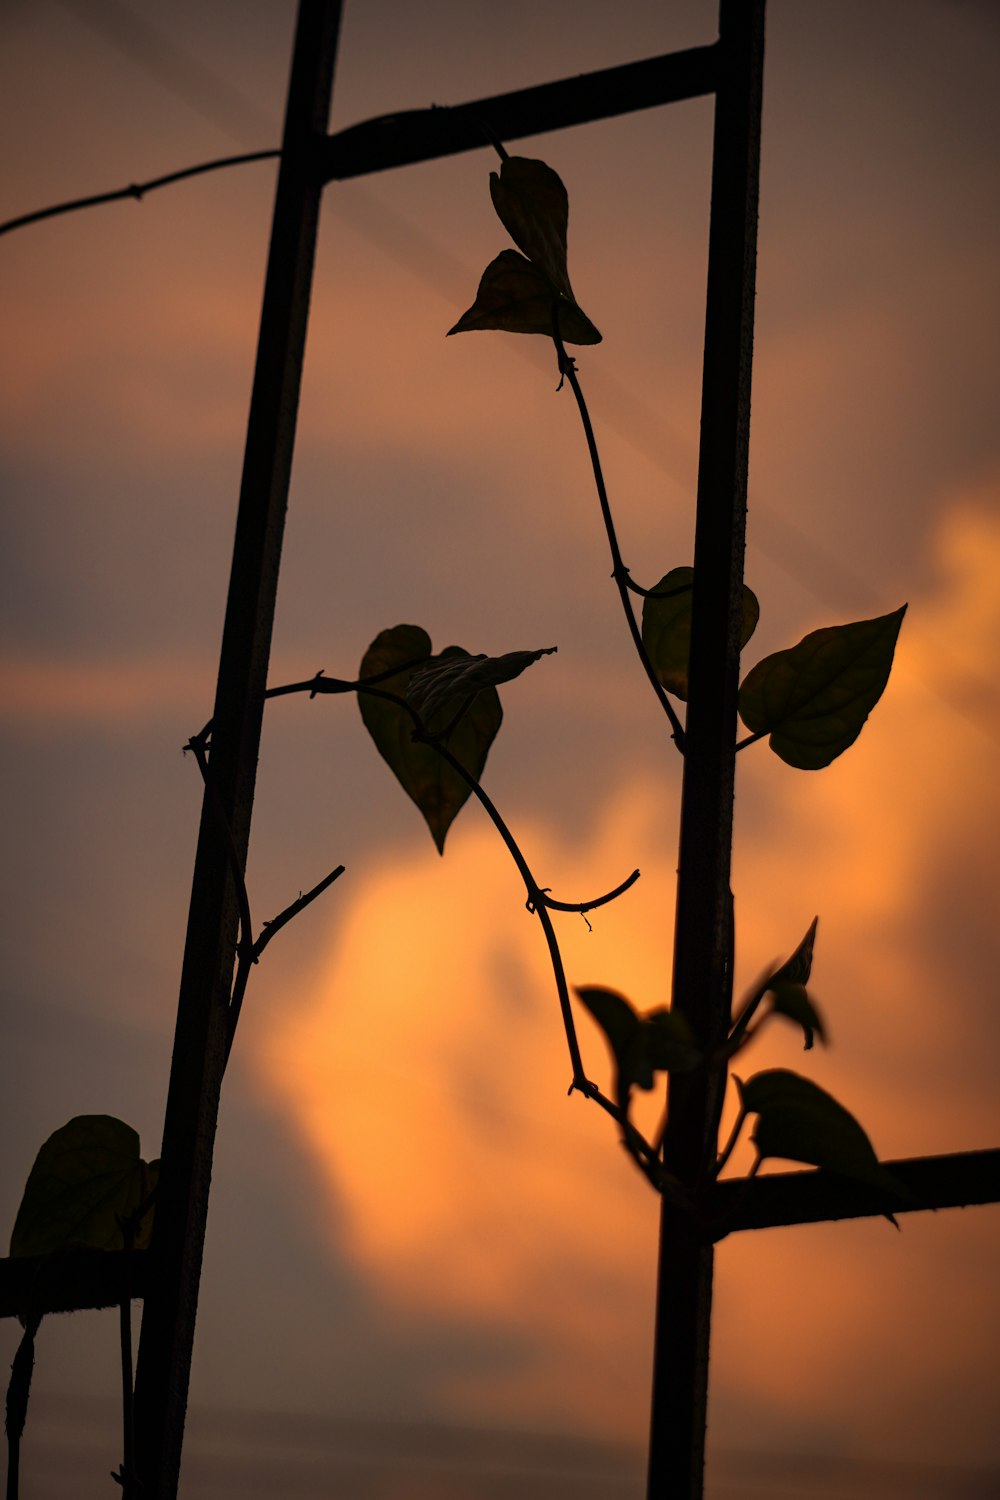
251,492,1000,1452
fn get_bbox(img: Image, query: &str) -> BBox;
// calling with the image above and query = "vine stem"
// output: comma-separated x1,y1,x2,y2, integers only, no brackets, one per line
550,320,687,751
194,666,658,1170
349,680,639,1108
409,714,587,1084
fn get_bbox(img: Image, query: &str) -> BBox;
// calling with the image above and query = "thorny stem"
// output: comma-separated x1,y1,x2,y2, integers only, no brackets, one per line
550,318,687,752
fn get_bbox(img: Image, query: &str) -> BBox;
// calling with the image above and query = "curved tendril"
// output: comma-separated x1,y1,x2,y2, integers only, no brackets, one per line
538,866,641,914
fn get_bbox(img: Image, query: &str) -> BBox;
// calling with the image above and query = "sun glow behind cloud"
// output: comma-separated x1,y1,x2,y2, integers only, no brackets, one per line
252,493,1000,1450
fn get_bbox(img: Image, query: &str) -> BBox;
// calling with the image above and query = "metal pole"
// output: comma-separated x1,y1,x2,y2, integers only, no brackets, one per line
131,3,342,1493
645,4,765,1497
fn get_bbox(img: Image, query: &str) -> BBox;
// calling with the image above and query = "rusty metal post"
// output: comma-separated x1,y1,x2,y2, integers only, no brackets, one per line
131,3,342,1494
645,3,765,1497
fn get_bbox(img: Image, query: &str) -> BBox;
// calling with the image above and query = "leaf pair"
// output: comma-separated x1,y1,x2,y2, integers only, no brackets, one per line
10,1116,157,1259
358,624,555,852
641,569,905,769
575,986,700,1113
449,156,601,345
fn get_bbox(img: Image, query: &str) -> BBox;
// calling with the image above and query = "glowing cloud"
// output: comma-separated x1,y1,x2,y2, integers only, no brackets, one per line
252,492,1000,1445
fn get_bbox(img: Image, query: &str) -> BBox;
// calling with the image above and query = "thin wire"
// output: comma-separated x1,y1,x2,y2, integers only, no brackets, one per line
0,151,281,238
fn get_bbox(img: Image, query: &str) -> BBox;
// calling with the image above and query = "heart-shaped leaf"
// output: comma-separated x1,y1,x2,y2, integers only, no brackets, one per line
489,156,574,301
738,607,906,768
10,1116,156,1258
448,250,602,345
767,981,827,1050
358,625,502,854
641,567,759,701
738,1069,908,1211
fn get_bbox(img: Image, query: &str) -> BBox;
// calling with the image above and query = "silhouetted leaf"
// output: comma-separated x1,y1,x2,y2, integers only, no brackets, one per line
489,156,574,300
407,645,556,723
448,250,601,344
641,567,759,701
575,987,640,1086
643,1008,701,1074
358,625,502,854
770,916,819,987
10,1116,155,1258
738,607,906,768
739,1070,907,1209
768,981,826,1050
576,987,700,1111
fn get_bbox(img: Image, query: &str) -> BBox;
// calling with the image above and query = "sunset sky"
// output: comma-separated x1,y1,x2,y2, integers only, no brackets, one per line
2,1,998,1496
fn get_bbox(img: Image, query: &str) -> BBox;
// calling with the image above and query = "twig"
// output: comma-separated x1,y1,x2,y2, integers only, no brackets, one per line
252,865,346,963
550,315,687,751
225,863,345,1062
0,150,281,239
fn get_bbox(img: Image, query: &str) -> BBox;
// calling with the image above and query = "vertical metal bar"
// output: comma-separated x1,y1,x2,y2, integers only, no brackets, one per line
645,4,765,1498
131,3,342,1494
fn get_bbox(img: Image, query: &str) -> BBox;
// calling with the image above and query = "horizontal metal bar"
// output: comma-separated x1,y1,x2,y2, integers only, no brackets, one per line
1,1151,995,1315
322,44,718,181
0,1248,153,1320
711,1148,1000,1237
